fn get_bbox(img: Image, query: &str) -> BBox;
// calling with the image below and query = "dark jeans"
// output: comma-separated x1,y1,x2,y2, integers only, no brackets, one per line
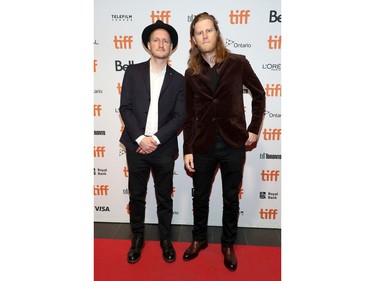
192,137,245,247
126,150,175,241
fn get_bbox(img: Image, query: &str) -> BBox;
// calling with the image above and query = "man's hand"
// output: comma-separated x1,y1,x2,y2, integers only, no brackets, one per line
245,132,258,146
184,154,195,172
137,136,158,154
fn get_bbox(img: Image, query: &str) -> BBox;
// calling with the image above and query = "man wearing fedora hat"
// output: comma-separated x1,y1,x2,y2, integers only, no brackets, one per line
119,20,185,264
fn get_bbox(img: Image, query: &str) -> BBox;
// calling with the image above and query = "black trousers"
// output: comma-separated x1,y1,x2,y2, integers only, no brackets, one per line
192,137,245,247
126,150,175,241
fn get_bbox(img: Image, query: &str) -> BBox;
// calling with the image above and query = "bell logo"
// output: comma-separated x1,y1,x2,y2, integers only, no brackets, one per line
268,35,282,49
261,170,280,181
113,35,133,49
94,146,106,157
94,104,102,117
94,185,109,196
259,208,278,219
150,10,171,23
269,10,282,23
263,128,282,141
229,10,250,24
115,60,134,72
265,84,282,97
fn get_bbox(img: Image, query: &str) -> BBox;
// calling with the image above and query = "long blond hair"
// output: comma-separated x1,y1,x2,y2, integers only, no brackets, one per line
188,12,230,75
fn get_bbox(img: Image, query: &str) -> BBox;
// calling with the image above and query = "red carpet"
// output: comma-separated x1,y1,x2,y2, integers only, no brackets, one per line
94,238,281,281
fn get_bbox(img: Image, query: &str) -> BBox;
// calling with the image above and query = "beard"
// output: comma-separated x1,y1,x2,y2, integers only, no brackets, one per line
197,40,217,54
150,48,171,60
199,45,215,54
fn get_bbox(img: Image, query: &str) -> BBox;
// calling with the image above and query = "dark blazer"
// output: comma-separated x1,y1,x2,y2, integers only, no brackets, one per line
183,53,265,154
119,60,185,156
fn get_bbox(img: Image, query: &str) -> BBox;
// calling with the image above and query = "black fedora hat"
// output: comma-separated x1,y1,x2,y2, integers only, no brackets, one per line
141,20,178,51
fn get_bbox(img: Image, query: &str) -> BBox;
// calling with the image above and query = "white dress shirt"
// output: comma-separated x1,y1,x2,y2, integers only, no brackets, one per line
136,63,166,145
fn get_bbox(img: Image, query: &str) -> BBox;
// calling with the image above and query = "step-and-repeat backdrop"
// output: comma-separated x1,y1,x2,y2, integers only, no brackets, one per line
94,0,281,228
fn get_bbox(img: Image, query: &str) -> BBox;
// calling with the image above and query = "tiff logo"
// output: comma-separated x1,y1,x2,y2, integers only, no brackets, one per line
94,104,102,116
125,204,130,215
123,166,129,177
259,208,278,219
94,146,106,157
172,187,176,198
261,170,280,181
238,187,244,199
265,84,282,97
150,10,171,23
113,35,133,49
94,59,97,72
187,14,195,22
94,185,109,196
263,128,281,141
229,10,250,24
268,35,282,49
117,83,121,95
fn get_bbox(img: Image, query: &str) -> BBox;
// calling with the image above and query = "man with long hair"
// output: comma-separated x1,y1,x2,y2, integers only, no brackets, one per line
182,12,266,271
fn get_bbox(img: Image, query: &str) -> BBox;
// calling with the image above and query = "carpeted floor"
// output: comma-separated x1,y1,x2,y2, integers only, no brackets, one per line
94,238,281,281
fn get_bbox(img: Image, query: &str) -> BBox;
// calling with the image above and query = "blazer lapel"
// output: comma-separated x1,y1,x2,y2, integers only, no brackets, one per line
141,60,151,96
160,65,173,96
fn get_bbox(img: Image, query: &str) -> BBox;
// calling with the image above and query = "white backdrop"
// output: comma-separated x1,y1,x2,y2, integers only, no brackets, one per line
94,0,281,228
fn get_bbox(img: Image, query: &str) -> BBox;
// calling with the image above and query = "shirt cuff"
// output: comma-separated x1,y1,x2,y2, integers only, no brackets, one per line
135,135,144,145
152,135,160,145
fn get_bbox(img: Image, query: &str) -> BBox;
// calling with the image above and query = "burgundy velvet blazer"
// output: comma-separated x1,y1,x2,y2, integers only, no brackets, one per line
183,53,266,154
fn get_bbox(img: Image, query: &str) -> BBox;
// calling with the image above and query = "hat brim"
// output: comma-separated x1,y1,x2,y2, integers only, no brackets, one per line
142,20,178,51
